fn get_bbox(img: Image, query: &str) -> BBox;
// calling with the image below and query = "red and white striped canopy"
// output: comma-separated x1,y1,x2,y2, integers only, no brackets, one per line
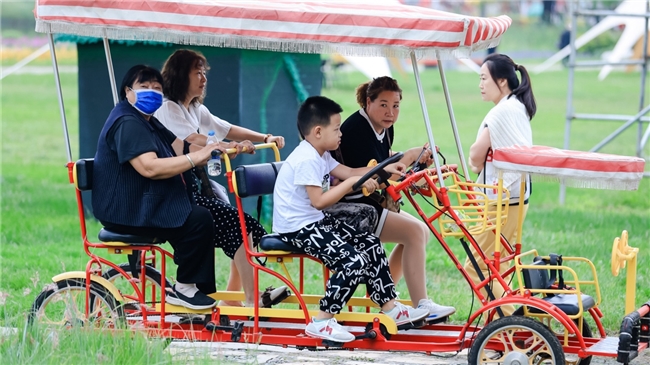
492,145,645,191
34,0,511,58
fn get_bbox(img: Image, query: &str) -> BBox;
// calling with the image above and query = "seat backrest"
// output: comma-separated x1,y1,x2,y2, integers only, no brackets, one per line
233,161,284,198
75,158,94,191
522,258,551,291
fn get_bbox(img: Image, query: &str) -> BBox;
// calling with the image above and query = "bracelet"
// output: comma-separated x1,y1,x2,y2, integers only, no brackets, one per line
185,154,195,168
263,134,272,143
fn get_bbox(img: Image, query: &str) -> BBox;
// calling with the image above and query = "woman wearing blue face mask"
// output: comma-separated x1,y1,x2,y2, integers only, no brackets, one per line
93,65,230,310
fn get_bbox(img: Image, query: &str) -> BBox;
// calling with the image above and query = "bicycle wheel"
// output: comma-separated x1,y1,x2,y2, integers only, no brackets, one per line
29,278,124,328
102,263,171,312
469,315,565,365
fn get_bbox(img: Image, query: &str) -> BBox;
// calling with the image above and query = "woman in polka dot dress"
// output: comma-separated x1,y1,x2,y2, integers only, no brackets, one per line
155,49,289,308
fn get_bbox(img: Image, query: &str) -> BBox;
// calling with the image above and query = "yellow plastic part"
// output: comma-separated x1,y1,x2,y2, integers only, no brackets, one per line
611,230,638,314
52,271,125,302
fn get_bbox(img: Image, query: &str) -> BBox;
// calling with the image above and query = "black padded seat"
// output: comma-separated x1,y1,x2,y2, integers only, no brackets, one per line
259,234,303,254
98,228,164,245
532,294,596,315
234,161,284,198
520,257,596,316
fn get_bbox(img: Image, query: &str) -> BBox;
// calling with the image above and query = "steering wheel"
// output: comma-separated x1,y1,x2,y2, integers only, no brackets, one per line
352,152,404,192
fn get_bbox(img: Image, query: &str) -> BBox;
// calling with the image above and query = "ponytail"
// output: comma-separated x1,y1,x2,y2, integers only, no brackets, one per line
483,53,537,120
355,81,371,108
511,64,536,120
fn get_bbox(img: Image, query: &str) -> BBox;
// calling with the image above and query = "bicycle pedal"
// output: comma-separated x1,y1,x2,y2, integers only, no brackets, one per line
321,339,345,348
426,314,449,325
397,318,426,331
178,315,206,325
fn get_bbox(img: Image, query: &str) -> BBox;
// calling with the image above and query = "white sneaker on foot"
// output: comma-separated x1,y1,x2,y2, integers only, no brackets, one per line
305,317,355,343
383,301,429,326
417,299,456,319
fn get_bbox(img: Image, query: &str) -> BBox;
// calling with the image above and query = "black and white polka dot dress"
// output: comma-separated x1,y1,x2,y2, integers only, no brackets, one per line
193,191,267,260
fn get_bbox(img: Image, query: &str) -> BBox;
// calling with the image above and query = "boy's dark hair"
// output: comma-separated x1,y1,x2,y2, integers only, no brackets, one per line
119,65,163,100
297,96,343,138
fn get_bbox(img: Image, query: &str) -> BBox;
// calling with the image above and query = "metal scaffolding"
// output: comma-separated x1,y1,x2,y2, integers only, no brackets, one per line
561,0,650,204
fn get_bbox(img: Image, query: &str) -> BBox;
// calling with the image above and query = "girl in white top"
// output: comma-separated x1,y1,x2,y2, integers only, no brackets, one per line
467,53,536,317
155,49,288,308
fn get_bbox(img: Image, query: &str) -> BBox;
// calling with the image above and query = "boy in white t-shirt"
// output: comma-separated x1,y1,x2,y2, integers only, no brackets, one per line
273,96,428,343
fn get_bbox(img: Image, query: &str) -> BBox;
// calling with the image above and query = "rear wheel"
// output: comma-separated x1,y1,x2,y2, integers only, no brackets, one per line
102,263,171,314
469,316,565,365
29,279,124,328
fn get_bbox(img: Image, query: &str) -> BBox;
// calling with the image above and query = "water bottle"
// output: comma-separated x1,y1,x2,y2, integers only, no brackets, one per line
205,130,221,176
207,150,222,176
206,130,218,145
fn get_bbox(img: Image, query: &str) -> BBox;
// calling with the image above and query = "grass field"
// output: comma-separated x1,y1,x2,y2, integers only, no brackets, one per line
0,56,648,362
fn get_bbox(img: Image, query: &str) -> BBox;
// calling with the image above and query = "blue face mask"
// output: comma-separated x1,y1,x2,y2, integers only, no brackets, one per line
129,88,163,115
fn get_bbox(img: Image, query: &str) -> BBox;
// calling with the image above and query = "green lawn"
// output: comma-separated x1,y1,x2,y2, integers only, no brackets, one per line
0,59,648,363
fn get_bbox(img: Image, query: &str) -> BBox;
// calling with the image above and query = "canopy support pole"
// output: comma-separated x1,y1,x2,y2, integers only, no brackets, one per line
103,36,119,106
436,53,470,179
48,33,72,163
410,51,445,186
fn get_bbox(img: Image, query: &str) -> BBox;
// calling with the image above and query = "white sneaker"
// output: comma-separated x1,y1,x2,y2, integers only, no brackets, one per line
382,301,429,326
305,317,355,343
417,299,456,320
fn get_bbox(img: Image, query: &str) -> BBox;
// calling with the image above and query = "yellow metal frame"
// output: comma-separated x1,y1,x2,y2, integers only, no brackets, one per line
154,292,399,334
514,249,602,344
431,172,510,238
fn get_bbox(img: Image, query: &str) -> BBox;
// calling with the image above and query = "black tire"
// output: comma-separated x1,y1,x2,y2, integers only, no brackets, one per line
102,263,171,312
29,278,124,328
469,316,565,365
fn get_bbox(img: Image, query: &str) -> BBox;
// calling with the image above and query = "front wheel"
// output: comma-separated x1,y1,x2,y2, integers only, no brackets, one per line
29,279,124,328
469,316,565,365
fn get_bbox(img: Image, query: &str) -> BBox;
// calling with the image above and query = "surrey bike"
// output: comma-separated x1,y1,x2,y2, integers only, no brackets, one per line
32,1,648,364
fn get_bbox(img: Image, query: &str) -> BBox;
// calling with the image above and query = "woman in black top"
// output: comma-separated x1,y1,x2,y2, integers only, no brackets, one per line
334,76,455,320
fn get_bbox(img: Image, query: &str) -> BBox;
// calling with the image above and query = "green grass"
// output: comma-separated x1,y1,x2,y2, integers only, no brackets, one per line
0,59,648,362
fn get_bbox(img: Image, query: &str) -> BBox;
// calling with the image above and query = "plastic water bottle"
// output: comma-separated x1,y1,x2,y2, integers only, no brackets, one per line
206,130,218,145
207,150,222,176
205,130,221,176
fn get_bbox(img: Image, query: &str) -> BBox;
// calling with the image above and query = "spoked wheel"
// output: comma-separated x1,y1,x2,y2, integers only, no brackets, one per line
29,279,124,328
469,316,565,365
102,263,171,314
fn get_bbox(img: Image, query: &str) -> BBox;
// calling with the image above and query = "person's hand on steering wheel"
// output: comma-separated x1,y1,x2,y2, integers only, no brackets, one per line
360,177,380,195
385,162,407,178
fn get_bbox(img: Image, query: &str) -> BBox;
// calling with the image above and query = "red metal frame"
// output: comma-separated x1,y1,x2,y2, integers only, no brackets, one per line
59,158,649,361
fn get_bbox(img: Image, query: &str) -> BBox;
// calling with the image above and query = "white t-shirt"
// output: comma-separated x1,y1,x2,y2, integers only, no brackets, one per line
273,140,340,234
154,100,231,141
476,96,532,203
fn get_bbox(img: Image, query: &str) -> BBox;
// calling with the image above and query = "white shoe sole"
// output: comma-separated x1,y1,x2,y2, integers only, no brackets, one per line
424,308,456,319
166,295,215,310
305,329,355,343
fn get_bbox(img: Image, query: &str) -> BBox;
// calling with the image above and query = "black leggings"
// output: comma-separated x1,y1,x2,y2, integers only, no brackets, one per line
102,205,216,294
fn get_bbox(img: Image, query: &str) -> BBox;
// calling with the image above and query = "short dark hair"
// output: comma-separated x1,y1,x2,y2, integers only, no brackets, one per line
119,65,163,101
162,49,210,105
297,96,343,138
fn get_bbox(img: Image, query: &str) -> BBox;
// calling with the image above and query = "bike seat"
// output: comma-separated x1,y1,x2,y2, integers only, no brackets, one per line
98,228,164,245
259,234,303,254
